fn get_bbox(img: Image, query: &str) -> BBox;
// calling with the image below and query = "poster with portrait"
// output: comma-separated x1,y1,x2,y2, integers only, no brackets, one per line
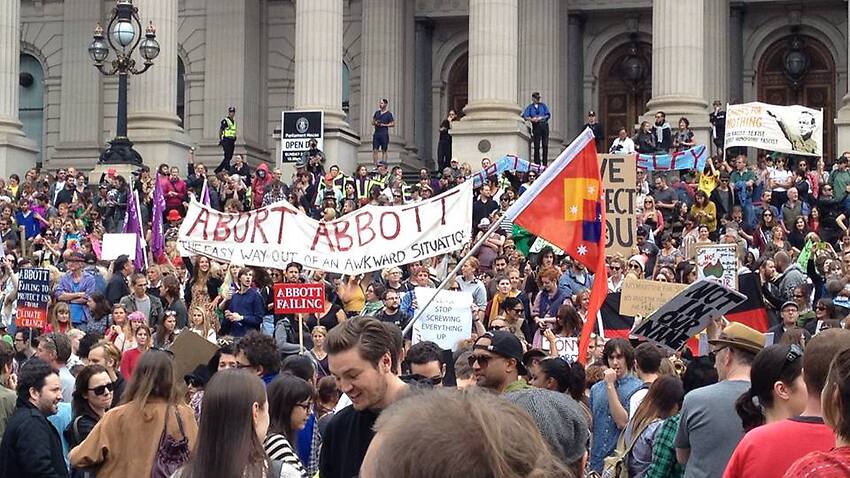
725,102,823,157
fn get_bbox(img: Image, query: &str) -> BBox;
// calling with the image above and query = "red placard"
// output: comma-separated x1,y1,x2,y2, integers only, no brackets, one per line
273,283,325,314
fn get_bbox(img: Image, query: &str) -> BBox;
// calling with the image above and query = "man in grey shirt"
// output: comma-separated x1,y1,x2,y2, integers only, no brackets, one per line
119,272,164,327
675,323,765,478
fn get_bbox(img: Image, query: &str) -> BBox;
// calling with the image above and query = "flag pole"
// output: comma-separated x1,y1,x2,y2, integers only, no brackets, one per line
402,218,505,338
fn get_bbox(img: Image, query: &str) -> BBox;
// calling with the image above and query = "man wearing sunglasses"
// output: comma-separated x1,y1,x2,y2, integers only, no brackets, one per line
470,331,529,394
768,301,811,344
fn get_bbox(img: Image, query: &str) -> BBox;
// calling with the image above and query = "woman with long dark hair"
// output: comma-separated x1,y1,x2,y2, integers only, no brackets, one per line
70,351,198,477
65,364,113,477
177,369,273,478
85,292,113,336
265,373,314,477
734,344,806,432
624,376,685,478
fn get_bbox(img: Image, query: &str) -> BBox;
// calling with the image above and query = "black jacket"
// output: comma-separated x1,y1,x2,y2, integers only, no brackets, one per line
0,399,69,478
105,272,130,306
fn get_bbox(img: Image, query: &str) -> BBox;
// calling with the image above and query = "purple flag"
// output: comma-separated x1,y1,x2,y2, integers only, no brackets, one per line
151,172,166,260
122,185,147,272
201,178,211,207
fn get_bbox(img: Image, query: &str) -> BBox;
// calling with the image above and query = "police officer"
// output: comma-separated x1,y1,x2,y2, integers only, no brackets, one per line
216,106,237,173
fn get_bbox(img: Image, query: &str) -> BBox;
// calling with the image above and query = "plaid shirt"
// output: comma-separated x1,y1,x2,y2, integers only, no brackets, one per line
644,415,685,478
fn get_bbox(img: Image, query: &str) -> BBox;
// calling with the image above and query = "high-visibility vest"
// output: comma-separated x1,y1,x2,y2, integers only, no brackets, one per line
222,117,237,138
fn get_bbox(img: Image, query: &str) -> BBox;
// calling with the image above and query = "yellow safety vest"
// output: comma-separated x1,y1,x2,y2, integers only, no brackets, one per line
222,117,237,138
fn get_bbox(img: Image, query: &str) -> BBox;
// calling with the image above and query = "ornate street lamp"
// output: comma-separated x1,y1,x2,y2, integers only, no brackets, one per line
88,0,160,165
783,30,809,91
620,34,648,93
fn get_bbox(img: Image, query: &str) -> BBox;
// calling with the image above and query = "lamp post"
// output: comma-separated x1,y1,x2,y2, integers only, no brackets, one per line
88,0,160,165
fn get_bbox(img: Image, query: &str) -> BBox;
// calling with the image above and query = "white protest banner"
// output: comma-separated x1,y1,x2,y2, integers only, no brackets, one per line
725,102,823,157
541,337,579,362
178,181,473,275
411,287,473,351
696,244,738,289
619,278,688,317
632,279,746,351
101,233,141,261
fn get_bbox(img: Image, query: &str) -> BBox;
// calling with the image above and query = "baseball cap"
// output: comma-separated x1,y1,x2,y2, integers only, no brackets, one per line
781,300,799,311
228,106,236,112
587,110,596,116
474,331,527,374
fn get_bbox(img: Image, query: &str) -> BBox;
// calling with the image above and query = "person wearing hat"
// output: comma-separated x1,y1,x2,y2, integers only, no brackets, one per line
216,106,238,173
674,322,766,478
55,252,97,328
583,110,605,153
768,300,811,344
470,330,530,394
522,92,551,165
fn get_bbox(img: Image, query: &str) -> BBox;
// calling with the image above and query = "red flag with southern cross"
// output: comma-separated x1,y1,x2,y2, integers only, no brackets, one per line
505,129,608,364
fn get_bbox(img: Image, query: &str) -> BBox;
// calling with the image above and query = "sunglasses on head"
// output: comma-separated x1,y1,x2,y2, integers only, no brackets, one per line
89,382,116,396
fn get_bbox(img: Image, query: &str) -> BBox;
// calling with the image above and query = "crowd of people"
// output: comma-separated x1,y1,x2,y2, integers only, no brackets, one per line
0,108,848,477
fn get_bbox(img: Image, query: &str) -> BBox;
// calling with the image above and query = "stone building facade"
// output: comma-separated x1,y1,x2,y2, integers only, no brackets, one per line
2,0,850,177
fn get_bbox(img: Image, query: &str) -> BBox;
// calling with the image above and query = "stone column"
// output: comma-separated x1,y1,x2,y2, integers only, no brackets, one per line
729,7,744,103
202,0,264,166
294,0,358,172
837,2,850,154
451,0,528,164
414,20,434,167
0,0,38,177
518,0,562,163
645,0,710,146
358,0,405,164
54,0,103,167
566,15,585,142
704,0,728,105
128,0,191,171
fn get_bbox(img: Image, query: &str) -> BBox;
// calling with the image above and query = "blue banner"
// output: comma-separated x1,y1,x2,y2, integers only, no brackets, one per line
636,145,708,172
469,155,546,188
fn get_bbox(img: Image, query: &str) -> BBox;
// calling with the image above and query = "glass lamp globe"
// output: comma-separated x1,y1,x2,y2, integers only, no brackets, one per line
88,38,109,63
111,19,136,48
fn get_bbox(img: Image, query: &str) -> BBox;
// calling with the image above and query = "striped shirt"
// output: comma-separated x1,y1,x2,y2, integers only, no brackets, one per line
264,433,307,478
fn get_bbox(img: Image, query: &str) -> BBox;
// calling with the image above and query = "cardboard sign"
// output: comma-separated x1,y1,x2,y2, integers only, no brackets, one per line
178,181,473,275
632,279,746,351
101,233,140,261
273,283,325,314
411,287,473,351
170,330,219,381
725,102,823,157
598,154,637,257
541,336,579,362
16,268,51,329
619,278,688,318
696,244,738,289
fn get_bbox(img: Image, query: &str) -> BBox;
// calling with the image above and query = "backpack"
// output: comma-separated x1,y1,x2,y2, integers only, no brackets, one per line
601,421,650,478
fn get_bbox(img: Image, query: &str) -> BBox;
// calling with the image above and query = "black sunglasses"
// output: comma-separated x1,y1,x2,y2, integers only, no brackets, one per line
468,354,494,368
89,382,116,396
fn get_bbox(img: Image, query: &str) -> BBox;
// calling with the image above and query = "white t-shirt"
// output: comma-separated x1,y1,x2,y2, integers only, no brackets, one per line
629,386,650,418
610,137,636,154
769,168,792,192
